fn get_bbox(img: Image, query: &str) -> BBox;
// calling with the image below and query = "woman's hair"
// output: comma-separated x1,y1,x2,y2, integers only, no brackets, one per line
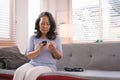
34,12,57,40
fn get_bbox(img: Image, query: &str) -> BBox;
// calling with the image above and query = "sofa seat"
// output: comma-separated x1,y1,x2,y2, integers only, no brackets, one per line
1,68,120,80
1,70,120,80
0,69,15,80
61,70,120,80
0,70,87,80
37,76,86,80
36,70,120,80
0,74,13,80
0,74,86,80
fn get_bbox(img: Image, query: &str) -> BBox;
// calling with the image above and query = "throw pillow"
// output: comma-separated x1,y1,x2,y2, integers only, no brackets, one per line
0,58,6,69
0,46,29,69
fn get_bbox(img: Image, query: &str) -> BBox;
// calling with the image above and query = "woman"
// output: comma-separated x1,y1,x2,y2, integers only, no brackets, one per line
13,12,63,80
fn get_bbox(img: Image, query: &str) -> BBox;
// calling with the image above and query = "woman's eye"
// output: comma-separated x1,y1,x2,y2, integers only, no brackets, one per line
47,23,50,25
40,22,50,26
41,23,45,25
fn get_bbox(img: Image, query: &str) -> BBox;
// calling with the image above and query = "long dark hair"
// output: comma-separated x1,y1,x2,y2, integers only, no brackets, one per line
34,12,57,40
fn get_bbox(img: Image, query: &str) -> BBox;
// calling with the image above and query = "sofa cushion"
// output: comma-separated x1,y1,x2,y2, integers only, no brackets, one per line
57,43,120,71
0,46,29,69
56,44,91,71
88,43,120,71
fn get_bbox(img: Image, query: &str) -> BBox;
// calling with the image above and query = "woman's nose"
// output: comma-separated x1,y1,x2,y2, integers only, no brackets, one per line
43,24,48,28
43,26,47,28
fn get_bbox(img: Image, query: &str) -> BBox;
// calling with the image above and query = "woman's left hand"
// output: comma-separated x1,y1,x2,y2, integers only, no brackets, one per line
48,42,56,51
48,42,61,59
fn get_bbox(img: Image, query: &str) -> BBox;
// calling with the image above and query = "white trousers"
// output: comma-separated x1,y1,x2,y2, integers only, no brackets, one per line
13,63,52,80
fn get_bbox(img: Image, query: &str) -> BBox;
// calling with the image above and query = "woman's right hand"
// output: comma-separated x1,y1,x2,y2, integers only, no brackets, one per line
38,42,46,52
27,42,46,59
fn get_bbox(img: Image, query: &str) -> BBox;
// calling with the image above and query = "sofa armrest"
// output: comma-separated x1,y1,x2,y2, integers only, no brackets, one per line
37,70,120,80
0,69,15,80
37,71,87,80
0,69,15,74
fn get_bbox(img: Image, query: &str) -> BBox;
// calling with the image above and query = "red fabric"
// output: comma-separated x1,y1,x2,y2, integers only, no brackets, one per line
0,74,87,80
0,74,13,80
37,75,87,80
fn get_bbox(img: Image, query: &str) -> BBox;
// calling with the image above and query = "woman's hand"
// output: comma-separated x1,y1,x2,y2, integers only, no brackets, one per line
27,42,47,59
48,42,56,51
38,42,47,52
48,42,61,59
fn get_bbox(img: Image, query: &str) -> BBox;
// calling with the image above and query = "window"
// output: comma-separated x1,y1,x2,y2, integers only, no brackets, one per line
28,0,42,38
0,0,15,47
71,0,120,43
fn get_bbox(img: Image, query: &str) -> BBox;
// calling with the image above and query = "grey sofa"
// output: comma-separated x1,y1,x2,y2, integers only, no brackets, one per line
55,42,120,80
1,42,120,80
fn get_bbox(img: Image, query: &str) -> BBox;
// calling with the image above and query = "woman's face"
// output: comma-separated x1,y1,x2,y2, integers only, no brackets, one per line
39,16,50,35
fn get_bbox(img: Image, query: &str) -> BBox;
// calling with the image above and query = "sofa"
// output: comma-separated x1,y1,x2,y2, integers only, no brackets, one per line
1,42,120,80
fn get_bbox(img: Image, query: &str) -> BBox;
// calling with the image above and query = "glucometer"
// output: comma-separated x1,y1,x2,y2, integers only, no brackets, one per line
42,41,47,46
64,67,84,72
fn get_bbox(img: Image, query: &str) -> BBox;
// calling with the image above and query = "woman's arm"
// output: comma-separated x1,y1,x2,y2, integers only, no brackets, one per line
48,42,62,60
27,43,46,59
26,35,47,59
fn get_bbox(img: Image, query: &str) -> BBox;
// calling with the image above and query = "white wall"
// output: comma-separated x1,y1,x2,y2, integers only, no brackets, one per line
15,0,28,54
15,0,69,53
